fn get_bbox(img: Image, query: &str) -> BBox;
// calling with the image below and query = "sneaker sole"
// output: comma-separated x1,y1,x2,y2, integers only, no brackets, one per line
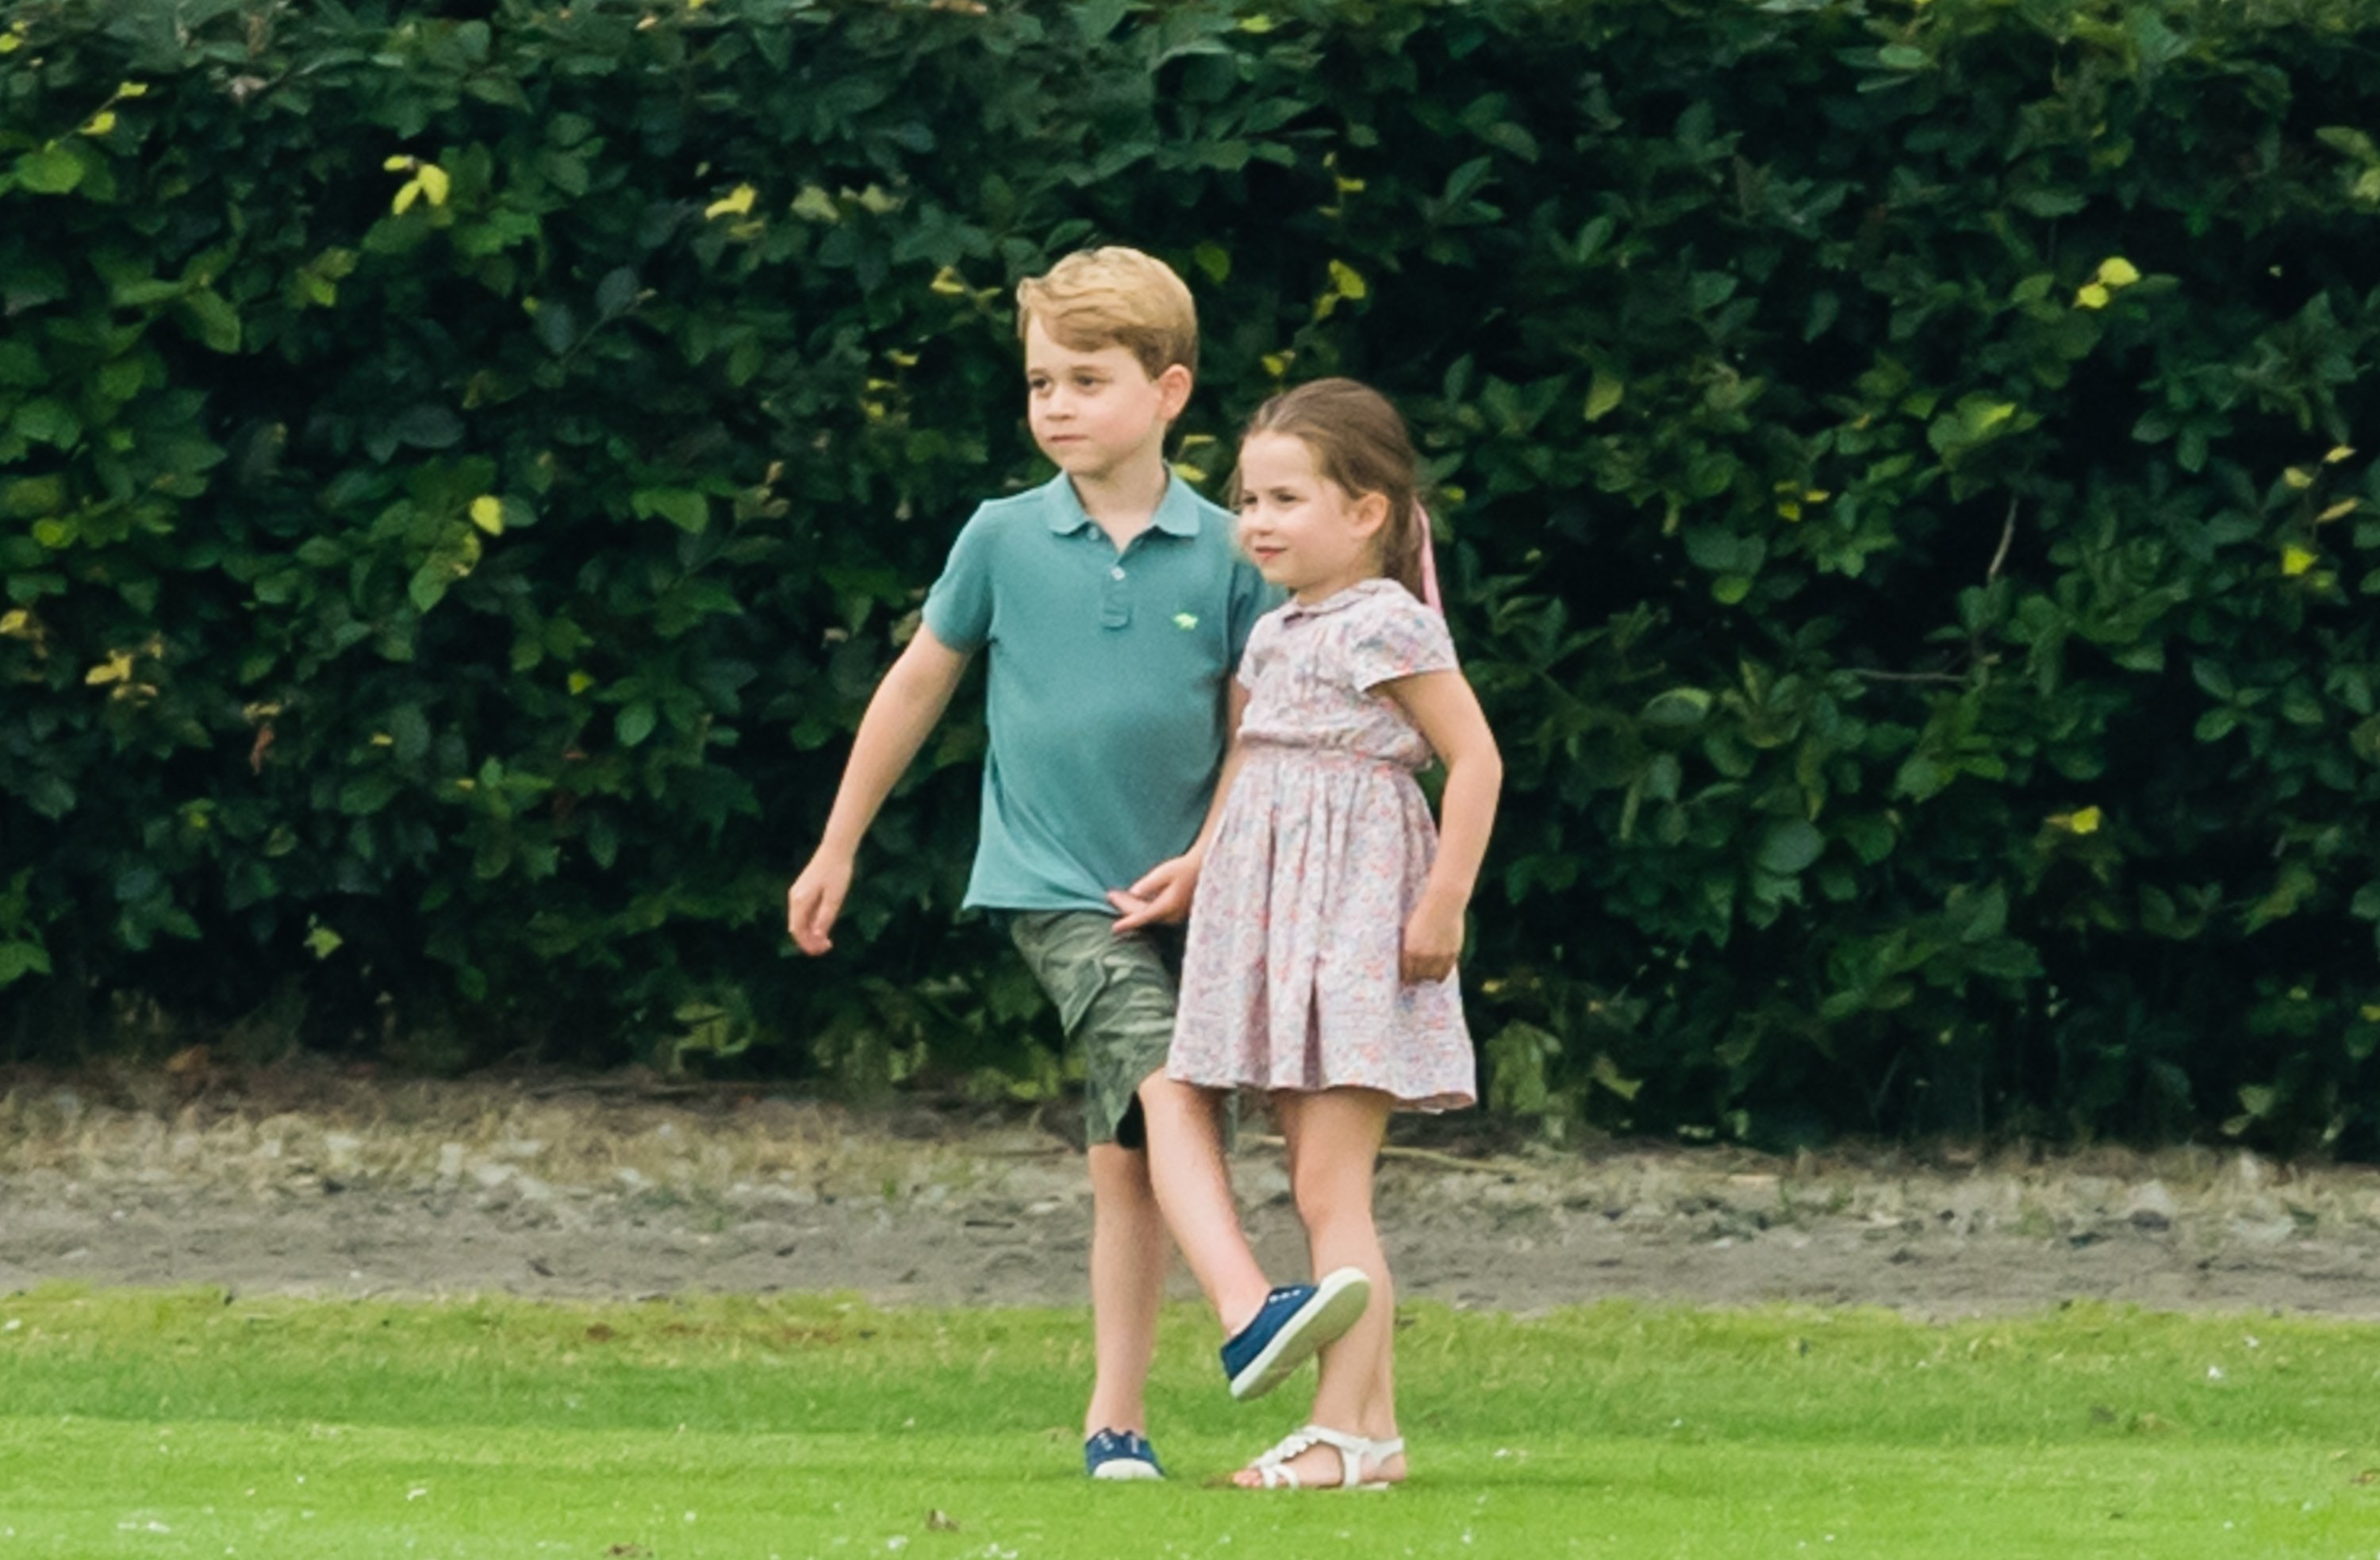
1228,1268,1372,1401
1089,1459,1165,1481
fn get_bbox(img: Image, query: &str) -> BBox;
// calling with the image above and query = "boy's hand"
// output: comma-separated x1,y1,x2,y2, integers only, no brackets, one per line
786,852,853,955
1400,893,1466,983
1107,854,1199,932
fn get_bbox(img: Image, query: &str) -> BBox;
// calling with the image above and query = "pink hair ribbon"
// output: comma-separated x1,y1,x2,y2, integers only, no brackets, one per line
1415,503,1444,613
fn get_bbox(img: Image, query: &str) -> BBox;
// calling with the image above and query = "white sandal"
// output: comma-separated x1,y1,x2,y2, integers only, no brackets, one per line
1242,1424,1405,1491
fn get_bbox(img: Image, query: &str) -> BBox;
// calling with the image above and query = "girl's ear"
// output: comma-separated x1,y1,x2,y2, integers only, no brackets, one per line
1349,488,1392,538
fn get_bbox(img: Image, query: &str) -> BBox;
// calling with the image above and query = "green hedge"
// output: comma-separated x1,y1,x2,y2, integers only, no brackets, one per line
6,0,2380,1148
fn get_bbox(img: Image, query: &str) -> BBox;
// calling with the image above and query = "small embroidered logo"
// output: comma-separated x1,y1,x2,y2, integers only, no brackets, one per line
1173,613,1199,631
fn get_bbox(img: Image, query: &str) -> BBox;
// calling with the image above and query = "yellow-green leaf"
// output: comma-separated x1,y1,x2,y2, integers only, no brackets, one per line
2094,256,2140,287
2325,444,2356,464
1584,371,1624,424
81,110,117,137
2282,544,2319,576
86,650,134,686
1326,259,1368,301
2319,498,2359,523
393,180,421,216
415,163,451,206
704,183,756,220
469,495,505,536
2282,466,2316,490
2074,282,2110,310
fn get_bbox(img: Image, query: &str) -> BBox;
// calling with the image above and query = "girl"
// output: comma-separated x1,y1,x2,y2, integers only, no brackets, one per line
1127,378,1502,1490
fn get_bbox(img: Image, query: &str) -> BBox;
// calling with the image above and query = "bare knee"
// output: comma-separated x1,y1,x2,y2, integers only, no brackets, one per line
1292,1161,1374,1235
1087,1142,1154,1206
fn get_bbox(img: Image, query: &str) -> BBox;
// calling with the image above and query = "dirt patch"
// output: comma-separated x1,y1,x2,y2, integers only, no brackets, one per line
6,1067,2380,1318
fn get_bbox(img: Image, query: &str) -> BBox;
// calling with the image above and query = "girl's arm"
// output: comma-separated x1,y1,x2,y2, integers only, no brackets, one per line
1380,668,1502,982
1108,680,1252,932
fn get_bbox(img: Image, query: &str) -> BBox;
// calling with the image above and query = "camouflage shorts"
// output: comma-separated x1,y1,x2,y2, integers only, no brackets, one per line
1004,909,1184,1151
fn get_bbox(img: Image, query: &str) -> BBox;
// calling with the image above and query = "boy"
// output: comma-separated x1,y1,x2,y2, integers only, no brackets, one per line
785,248,1365,1480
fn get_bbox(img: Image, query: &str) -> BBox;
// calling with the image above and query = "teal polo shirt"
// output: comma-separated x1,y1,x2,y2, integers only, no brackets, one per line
923,472,1272,913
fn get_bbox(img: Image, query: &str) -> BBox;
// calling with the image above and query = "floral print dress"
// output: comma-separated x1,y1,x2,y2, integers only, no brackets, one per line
1169,578,1476,1111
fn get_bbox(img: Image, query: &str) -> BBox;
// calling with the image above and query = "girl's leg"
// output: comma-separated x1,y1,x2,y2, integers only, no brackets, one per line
1236,1086,1406,1488
1083,1138,1168,1437
1138,1074,1273,1333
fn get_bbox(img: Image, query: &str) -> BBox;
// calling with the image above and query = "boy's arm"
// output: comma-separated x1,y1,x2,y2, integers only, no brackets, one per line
787,625,973,954
1378,670,1502,983
1107,680,1250,932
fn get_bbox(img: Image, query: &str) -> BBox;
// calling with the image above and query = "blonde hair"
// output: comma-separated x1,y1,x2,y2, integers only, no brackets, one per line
1015,247,1200,380
1234,378,1429,601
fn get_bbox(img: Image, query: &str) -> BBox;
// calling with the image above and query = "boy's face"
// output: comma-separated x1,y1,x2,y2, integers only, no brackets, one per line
1023,318,1191,486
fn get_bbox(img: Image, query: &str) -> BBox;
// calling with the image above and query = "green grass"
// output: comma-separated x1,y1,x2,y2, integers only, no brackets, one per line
2,1286,2378,1558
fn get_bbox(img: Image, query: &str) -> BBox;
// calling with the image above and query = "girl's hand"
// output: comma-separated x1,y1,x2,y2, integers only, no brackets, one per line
1108,852,1200,932
1401,893,1466,983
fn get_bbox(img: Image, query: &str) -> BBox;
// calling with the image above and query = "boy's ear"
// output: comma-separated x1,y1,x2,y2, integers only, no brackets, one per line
1155,363,1193,422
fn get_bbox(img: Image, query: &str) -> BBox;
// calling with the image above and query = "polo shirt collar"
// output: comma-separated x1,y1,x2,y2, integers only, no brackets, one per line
1042,471,1204,538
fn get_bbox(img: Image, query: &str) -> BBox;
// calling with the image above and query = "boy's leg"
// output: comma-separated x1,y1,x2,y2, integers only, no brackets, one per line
1084,1137,1166,1437
1006,913,1181,1443
1139,1074,1272,1334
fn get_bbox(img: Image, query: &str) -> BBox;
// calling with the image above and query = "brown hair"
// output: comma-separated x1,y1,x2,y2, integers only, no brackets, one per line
1233,378,1428,601
1015,247,1200,380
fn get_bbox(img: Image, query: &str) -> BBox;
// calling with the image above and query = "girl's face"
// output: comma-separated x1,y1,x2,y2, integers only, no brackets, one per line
1234,431,1389,605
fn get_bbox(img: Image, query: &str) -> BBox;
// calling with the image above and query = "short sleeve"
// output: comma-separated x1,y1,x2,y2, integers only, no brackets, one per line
1342,591,1458,691
920,505,996,653
1235,609,1283,691
1225,556,1282,669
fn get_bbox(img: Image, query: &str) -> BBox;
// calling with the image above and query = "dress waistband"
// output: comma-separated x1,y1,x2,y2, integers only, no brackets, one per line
1238,740,1418,775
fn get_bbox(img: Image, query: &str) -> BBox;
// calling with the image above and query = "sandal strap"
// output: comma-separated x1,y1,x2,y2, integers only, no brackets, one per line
1242,1424,1404,1490
1253,1427,1322,1467
1295,1425,1404,1489
1256,1461,1302,1489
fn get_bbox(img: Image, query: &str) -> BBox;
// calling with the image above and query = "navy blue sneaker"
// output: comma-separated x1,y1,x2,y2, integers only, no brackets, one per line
1084,1427,1165,1481
1219,1267,1372,1401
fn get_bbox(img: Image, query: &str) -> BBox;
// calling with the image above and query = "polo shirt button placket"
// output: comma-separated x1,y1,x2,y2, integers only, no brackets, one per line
1101,557,1131,629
